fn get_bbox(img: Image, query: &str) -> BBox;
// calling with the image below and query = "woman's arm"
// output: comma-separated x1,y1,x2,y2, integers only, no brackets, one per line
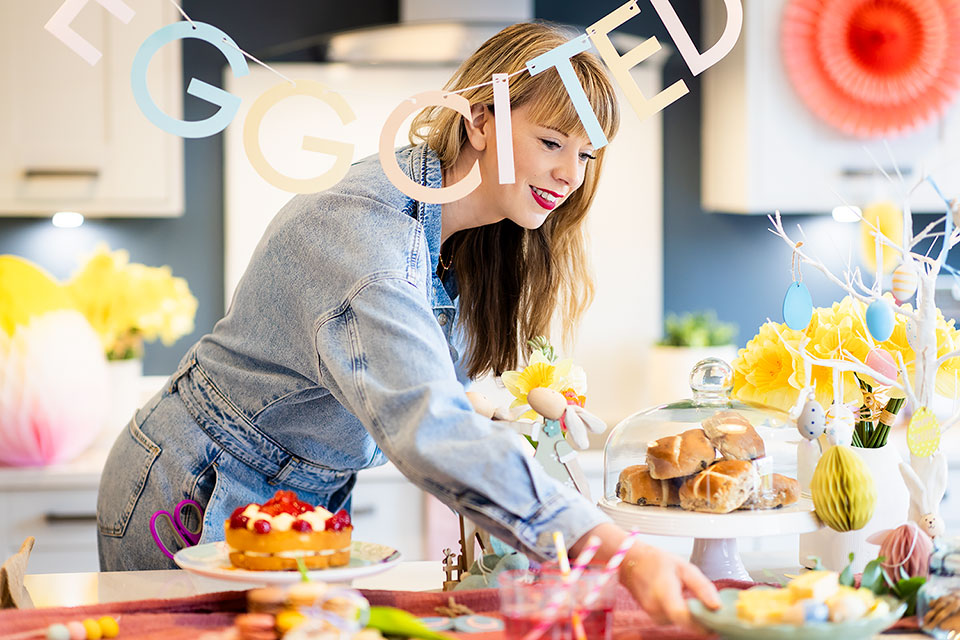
569,522,721,628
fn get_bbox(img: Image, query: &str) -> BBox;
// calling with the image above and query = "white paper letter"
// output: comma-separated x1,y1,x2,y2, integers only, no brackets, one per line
45,0,135,65
492,73,515,185
650,0,743,76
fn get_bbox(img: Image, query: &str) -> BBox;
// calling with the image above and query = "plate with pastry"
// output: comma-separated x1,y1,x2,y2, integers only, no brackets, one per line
687,572,906,640
174,490,401,584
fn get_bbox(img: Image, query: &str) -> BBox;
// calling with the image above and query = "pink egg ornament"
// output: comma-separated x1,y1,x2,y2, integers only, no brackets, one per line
865,348,898,382
867,522,933,583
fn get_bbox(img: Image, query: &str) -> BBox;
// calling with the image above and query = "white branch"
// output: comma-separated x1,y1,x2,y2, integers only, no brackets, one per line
936,348,960,368
895,350,919,409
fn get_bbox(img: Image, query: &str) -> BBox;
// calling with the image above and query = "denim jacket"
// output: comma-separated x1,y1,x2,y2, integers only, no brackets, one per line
100,144,608,565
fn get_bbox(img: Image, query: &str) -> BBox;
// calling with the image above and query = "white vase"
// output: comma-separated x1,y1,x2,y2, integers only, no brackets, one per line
647,345,739,405
799,443,910,573
96,358,143,448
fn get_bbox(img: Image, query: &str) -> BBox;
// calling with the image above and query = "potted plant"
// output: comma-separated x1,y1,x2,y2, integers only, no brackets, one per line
648,310,738,404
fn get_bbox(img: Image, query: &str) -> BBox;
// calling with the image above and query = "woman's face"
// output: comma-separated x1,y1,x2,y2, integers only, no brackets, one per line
476,102,596,230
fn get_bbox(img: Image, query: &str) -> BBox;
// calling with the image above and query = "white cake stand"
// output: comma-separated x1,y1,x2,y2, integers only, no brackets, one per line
597,497,821,581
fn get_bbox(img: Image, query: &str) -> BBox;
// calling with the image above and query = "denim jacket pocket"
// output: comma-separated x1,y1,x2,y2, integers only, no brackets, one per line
97,417,162,538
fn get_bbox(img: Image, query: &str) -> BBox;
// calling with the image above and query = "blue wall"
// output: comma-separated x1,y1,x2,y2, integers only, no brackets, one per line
1,1,952,374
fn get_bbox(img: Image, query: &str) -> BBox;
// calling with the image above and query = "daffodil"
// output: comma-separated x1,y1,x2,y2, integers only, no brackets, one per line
502,350,574,420
65,244,198,360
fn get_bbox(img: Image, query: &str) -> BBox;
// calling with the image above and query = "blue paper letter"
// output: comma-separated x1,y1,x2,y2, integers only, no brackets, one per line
131,22,249,139
525,35,607,149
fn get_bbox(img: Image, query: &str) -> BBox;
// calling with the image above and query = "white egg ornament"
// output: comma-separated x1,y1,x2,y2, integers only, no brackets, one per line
797,397,826,440
891,262,918,302
782,282,813,330
865,299,895,342
825,403,855,447
906,317,921,350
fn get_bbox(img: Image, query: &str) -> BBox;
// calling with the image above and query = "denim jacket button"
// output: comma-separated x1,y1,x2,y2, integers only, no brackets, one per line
438,313,448,326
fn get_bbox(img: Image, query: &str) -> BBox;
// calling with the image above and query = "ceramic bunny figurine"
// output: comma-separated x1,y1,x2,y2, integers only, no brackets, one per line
794,388,825,496
899,452,948,540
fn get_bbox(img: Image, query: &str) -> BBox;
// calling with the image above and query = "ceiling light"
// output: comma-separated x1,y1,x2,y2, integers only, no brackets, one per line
52,211,84,228
832,205,861,222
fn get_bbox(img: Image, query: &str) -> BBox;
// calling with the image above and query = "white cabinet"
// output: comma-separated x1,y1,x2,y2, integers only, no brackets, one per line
0,1,183,216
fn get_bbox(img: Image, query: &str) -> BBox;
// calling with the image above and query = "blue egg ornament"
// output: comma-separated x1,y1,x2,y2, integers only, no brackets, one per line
797,397,826,440
783,282,813,330
865,299,895,342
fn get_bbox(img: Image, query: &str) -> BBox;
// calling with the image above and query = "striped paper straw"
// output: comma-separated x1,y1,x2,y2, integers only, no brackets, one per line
582,531,638,610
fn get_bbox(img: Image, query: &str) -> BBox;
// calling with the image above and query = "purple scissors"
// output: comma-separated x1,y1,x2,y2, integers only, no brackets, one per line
150,499,203,560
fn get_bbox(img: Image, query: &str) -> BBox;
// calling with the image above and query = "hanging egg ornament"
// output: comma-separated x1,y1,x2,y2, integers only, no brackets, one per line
824,402,855,447
797,397,826,440
907,407,941,458
865,299,895,342
811,445,877,531
891,262,919,302
905,317,921,350
783,281,813,330
865,347,898,382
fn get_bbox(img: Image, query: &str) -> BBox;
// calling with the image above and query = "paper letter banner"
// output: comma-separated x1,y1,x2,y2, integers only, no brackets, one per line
525,35,608,150
492,74,515,185
243,80,356,193
649,0,742,76
379,91,481,204
45,0,135,65
131,22,249,139
588,1,689,122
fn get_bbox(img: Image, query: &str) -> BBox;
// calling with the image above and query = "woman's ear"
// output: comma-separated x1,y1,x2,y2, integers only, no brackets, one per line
462,103,491,152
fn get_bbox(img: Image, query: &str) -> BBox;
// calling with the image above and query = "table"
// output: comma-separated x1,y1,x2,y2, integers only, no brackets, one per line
23,558,928,638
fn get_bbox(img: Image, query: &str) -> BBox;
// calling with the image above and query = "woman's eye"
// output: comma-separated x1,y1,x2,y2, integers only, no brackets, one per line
540,138,560,150
580,152,596,162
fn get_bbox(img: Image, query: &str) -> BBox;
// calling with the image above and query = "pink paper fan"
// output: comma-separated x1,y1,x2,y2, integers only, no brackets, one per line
782,0,960,137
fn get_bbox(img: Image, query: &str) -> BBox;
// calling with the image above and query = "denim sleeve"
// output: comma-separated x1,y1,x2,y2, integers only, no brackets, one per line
314,275,609,560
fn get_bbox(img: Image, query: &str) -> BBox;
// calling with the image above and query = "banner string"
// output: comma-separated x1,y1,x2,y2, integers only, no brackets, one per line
166,0,530,100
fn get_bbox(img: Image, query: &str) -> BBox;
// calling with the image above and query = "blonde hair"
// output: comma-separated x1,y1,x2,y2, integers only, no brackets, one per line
410,22,620,377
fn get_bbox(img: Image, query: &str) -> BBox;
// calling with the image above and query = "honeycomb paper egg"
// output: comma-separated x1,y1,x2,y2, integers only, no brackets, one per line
811,445,877,532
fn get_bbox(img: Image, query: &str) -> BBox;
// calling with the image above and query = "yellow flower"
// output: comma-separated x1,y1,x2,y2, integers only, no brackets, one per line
65,245,198,360
502,351,573,420
733,294,960,412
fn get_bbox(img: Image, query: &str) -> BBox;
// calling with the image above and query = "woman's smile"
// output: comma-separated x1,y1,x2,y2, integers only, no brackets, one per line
530,185,562,210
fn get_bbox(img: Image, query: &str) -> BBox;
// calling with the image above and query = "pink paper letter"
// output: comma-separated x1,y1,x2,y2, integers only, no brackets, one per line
492,74,515,185
379,91,481,204
44,0,135,65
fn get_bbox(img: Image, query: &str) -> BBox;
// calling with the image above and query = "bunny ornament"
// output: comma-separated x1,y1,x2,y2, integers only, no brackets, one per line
899,451,949,540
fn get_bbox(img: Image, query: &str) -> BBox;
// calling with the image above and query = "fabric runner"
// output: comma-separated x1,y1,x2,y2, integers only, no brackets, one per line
0,580,919,639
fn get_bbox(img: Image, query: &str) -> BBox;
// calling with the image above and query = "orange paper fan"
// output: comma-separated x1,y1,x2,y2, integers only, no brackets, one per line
781,0,960,137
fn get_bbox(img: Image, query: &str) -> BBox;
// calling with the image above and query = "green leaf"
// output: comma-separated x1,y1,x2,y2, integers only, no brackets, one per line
296,558,310,583
805,555,824,571
839,553,856,587
892,577,925,617
367,607,457,640
860,558,888,595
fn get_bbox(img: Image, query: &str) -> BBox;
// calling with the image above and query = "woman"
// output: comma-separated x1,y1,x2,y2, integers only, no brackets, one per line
97,21,719,626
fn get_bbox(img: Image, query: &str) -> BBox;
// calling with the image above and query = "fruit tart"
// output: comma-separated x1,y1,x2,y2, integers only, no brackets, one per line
225,490,352,571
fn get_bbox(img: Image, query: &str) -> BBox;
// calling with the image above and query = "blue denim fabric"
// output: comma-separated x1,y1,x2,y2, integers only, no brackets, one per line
97,144,608,571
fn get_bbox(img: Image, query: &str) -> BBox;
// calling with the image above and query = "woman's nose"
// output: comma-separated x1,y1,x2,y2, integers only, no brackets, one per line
553,150,580,187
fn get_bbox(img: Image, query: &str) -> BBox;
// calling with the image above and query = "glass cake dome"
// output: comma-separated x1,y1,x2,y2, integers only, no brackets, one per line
602,357,800,512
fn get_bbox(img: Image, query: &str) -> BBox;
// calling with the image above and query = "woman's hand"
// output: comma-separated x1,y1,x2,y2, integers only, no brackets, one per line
618,540,721,628
570,523,720,629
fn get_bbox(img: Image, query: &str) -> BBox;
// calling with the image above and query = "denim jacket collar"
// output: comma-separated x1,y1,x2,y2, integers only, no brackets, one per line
404,144,453,311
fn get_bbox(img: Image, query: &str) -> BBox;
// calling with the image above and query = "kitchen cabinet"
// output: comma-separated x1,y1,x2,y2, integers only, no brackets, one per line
0,1,183,216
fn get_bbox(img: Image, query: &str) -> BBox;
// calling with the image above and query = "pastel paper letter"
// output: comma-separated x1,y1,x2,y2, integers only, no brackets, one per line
243,80,356,193
525,35,608,149
379,91,481,204
492,73,515,185
649,0,743,76
44,0,135,65
588,1,689,122
131,22,249,139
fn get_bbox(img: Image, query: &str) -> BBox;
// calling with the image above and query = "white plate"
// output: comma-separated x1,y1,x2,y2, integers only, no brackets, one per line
597,496,821,538
174,540,401,584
